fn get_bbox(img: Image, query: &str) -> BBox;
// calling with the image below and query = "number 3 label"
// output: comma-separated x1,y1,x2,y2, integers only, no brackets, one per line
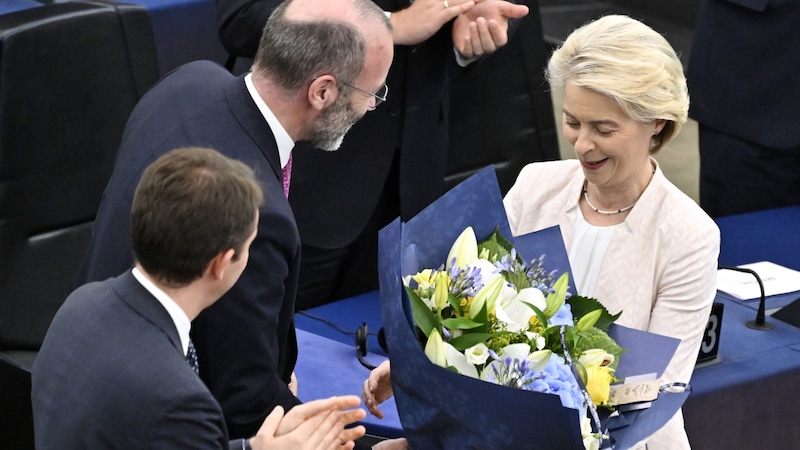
701,314,718,353
697,302,724,364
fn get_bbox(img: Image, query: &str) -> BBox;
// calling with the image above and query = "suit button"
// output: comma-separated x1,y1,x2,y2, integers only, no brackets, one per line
390,107,401,117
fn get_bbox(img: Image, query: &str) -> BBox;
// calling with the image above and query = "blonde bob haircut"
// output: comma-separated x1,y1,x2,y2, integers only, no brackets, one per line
547,15,689,153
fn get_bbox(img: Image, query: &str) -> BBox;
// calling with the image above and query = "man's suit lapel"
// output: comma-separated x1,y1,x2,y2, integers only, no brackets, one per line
111,271,182,355
223,75,282,182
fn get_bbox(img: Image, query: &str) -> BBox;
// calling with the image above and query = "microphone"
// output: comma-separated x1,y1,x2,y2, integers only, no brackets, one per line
295,311,380,368
356,323,377,370
718,265,774,331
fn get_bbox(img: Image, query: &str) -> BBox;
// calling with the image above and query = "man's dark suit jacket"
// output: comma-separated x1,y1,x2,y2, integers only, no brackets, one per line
79,61,302,438
32,272,243,449
688,0,800,149
218,0,457,252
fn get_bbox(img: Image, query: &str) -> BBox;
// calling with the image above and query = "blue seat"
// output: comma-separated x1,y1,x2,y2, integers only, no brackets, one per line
0,3,159,447
0,0,40,16
107,0,228,74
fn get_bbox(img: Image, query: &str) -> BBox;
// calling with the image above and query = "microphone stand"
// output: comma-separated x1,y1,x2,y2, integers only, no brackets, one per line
718,265,774,331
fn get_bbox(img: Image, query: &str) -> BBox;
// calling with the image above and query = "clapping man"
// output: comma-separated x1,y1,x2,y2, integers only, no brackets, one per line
79,0,394,441
33,147,367,449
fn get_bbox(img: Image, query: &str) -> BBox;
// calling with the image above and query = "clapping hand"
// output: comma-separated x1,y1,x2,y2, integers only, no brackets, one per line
250,396,367,450
390,0,475,45
452,0,529,58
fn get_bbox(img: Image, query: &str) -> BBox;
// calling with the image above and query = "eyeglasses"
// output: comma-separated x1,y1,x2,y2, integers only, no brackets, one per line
340,81,388,110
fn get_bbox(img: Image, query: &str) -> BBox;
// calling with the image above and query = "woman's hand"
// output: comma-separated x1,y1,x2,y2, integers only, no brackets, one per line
362,360,393,419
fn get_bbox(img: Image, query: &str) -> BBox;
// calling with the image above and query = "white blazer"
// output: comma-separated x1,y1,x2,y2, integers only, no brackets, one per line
505,159,720,449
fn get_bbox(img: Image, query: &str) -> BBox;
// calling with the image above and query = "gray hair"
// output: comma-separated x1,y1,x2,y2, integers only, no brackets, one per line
253,0,390,92
547,15,689,153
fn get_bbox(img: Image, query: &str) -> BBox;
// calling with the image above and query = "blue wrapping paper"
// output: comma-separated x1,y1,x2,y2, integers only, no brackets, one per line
378,167,689,449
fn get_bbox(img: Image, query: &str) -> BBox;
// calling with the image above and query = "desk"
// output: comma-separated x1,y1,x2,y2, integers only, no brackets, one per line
294,329,400,438
714,206,800,268
295,206,800,448
684,206,800,449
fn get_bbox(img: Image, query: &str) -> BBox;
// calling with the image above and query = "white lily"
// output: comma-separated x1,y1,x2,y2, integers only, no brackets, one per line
471,258,501,286
515,287,547,312
525,331,546,350
578,348,615,367
480,345,551,381
424,329,446,367
432,271,450,310
526,349,552,372
469,276,505,319
498,343,531,360
498,282,519,304
495,288,546,333
446,226,478,270
494,303,523,333
496,344,551,372
444,343,479,378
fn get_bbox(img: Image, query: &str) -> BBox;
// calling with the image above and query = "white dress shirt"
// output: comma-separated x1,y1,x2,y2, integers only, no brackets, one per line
244,73,294,169
132,267,191,356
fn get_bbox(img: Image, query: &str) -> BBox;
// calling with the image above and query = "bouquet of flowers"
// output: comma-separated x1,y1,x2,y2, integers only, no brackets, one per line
404,224,624,446
378,167,691,449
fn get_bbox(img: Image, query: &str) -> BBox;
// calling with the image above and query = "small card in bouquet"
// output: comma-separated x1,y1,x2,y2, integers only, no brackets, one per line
378,166,689,449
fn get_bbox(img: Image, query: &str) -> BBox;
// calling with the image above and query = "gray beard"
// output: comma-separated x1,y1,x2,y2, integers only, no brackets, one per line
312,123,352,151
309,97,361,151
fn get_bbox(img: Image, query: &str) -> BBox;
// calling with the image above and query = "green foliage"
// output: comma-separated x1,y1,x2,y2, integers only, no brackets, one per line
450,332,498,351
572,327,626,370
477,226,514,261
471,298,490,333
485,331,530,353
544,273,569,317
442,317,483,330
522,301,549,332
407,287,437,337
567,295,622,332
447,292,464,316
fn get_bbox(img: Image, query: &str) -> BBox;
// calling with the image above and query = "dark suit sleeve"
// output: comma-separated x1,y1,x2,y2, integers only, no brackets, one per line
215,0,281,58
147,391,230,449
193,189,302,439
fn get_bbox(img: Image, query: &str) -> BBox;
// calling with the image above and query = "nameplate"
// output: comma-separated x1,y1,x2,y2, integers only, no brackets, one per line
608,379,660,406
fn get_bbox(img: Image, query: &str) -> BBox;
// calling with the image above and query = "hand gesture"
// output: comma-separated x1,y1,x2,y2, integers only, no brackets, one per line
362,360,393,419
390,0,475,45
452,0,529,58
250,396,367,450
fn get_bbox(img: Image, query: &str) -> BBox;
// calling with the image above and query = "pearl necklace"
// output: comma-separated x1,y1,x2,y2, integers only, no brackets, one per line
582,179,637,215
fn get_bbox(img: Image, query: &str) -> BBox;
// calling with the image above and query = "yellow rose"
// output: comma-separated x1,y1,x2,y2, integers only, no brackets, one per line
584,364,615,406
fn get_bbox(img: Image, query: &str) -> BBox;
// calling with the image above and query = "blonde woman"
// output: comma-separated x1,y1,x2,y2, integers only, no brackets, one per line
504,15,719,449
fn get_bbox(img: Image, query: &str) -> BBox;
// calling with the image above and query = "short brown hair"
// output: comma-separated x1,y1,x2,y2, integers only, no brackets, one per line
131,147,263,286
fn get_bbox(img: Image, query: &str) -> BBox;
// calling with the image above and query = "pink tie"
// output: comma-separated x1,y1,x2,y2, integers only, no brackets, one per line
282,154,292,198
